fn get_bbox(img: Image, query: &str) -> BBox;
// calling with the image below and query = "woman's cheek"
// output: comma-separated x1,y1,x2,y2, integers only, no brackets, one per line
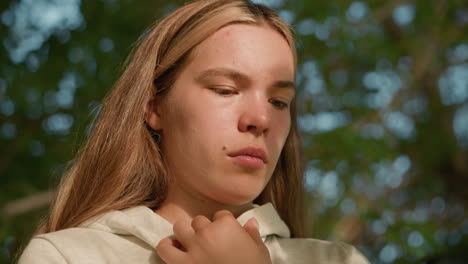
277,115,291,142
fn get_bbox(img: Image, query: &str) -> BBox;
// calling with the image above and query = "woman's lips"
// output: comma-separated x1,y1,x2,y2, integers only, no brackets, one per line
229,155,265,169
227,147,268,163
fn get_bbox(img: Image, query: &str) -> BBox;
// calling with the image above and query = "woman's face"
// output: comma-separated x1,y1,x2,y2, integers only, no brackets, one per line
149,23,295,206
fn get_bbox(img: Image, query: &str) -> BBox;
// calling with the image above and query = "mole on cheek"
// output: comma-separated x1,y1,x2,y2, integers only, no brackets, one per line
222,146,226,150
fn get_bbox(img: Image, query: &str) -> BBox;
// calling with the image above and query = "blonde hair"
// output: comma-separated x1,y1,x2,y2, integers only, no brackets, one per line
37,0,306,238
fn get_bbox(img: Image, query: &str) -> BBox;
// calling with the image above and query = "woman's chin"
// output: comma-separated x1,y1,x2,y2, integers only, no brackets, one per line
209,187,264,206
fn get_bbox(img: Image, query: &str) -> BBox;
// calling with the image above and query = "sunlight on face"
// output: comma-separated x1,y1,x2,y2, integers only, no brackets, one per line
158,23,295,206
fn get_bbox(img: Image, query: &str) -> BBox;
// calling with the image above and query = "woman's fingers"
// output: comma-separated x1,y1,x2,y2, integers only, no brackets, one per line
191,215,211,232
155,238,188,263
163,213,270,263
212,210,234,221
243,218,264,246
173,220,195,247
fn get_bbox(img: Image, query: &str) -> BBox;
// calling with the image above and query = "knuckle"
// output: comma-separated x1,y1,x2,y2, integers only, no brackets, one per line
214,210,234,221
193,215,203,221
173,220,190,234
193,215,208,222
216,209,232,216
155,242,167,255
173,221,183,231
198,226,212,239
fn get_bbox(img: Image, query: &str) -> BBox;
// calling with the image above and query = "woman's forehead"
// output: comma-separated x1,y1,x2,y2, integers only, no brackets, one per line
187,23,295,80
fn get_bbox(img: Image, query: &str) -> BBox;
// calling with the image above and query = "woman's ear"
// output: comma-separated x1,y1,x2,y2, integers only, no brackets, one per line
145,94,163,131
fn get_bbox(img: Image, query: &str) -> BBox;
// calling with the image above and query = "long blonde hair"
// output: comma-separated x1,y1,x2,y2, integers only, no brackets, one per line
37,0,306,238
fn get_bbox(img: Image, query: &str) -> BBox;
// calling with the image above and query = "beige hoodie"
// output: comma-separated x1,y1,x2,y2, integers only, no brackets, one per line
19,203,370,263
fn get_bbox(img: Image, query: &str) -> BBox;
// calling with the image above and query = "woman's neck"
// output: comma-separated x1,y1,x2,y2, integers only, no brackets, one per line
154,185,254,224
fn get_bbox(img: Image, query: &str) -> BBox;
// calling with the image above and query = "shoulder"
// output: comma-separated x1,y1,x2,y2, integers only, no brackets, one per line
18,228,158,263
266,236,370,264
25,227,125,248
19,236,67,264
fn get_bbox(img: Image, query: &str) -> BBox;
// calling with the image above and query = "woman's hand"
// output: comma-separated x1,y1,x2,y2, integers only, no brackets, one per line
155,210,272,264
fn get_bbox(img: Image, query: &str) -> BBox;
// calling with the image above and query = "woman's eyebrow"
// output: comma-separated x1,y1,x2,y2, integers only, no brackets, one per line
273,80,296,91
194,67,250,84
194,67,295,90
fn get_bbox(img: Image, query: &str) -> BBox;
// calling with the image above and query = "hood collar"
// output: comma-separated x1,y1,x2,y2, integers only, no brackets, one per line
80,203,290,248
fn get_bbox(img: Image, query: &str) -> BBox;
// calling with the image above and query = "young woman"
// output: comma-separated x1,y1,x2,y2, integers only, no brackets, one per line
19,0,369,263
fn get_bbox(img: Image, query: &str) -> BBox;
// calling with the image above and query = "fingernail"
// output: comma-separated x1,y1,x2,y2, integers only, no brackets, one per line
251,217,259,229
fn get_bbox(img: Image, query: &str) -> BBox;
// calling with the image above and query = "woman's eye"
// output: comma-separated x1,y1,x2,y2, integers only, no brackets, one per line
210,88,236,96
269,99,289,109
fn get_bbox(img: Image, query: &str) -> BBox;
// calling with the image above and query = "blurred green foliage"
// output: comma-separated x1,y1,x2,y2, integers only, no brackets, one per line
1,0,468,263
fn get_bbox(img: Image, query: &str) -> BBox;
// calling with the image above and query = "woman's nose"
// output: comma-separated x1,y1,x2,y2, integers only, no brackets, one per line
238,100,270,136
